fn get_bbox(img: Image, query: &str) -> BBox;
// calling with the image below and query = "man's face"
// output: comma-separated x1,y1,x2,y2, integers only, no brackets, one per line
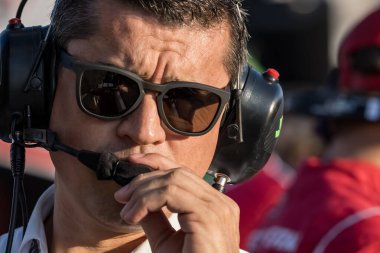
49,1,231,227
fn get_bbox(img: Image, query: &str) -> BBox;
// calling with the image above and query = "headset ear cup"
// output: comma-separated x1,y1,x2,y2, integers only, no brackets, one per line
0,24,55,142
210,65,284,183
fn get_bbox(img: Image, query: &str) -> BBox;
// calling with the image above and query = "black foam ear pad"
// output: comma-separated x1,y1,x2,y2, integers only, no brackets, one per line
210,65,284,184
0,24,56,142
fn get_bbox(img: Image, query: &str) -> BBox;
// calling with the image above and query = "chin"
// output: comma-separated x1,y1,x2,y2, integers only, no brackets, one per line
94,201,144,234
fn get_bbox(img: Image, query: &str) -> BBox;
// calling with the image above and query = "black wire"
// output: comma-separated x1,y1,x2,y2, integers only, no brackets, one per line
54,142,79,157
5,177,20,253
6,118,27,253
10,118,18,142
24,26,52,92
19,183,28,236
16,0,28,19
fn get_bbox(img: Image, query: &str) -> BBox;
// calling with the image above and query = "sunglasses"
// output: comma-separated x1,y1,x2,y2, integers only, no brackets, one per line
59,49,231,136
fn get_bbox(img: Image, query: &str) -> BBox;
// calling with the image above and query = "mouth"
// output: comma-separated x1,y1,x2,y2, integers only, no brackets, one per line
111,146,151,161
111,159,153,186
77,150,153,186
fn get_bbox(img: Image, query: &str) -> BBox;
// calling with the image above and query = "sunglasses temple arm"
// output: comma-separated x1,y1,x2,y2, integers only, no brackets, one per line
232,89,244,143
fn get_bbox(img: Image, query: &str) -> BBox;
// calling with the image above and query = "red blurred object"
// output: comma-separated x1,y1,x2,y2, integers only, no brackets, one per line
8,18,22,25
248,158,380,253
265,68,280,80
0,142,54,179
226,154,295,251
339,9,380,92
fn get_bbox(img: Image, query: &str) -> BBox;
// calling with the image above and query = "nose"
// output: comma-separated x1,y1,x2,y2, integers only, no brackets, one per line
116,93,166,145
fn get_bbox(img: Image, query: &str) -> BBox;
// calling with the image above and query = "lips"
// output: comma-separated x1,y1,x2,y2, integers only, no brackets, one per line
76,150,153,186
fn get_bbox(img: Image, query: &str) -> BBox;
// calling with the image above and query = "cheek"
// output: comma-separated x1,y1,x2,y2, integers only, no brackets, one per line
176,126,220,177
50,70,120,153
49,70,80,142
49,70,100,149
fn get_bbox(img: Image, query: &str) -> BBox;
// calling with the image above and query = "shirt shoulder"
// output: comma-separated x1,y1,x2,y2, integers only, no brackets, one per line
314,206,380,253
0,228,24,253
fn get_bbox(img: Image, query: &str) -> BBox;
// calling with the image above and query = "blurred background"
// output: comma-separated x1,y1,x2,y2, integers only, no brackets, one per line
242,0,380,169
1,0,380,240
245,0,380,90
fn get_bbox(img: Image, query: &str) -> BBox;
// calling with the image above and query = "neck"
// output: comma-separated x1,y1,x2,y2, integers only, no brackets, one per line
47,175,146,253
324,124,380,167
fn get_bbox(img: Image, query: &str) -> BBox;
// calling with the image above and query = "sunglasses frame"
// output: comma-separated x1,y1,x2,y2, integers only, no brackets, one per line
59,49,231,136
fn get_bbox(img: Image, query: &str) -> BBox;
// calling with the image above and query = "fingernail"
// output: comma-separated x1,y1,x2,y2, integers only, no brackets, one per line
114,187,129,203
121,207,132,224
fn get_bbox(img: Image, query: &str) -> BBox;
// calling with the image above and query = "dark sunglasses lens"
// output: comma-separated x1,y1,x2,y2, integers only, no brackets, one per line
163,87,221,133
80,70,140,117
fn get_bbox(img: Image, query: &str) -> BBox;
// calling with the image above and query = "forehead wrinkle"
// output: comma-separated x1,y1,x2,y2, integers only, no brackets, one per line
92,1,230,84
140,33,191,82
115,28,193,82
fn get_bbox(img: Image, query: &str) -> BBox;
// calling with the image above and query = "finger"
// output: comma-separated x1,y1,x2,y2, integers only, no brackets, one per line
115,167,215,204
122,186,240,252
114,169,167,203
120,184,207,225
139,210,183,253
129,153,225,196
114,152,184,203
128,153,214,195
128,153,181,170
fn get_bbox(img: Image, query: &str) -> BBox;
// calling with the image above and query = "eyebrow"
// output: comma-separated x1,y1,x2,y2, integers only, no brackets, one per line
96,58,133,73
97,61,181,84
61,49,226,86
95,57,160,81
61,51,174,84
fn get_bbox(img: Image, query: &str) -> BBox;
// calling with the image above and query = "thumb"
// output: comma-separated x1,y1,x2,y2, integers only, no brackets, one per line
140,210,183,252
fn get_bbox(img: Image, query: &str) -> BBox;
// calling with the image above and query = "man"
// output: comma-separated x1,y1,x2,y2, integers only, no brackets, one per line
248,8,380,253
0,0,250,252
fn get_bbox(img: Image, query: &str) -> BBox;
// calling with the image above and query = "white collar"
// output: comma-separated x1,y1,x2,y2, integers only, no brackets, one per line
18,185,54,253
16,185,181,253
12,185,246,253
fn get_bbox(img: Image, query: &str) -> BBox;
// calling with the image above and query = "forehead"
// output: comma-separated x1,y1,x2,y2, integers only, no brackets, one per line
67,0,231,86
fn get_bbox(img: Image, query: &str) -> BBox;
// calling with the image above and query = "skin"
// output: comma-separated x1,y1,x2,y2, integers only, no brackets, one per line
48,1,240,252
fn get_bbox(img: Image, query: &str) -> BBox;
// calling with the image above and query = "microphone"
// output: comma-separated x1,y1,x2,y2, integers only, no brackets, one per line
23,128,228,191
23,128,153,186
76,150,153,186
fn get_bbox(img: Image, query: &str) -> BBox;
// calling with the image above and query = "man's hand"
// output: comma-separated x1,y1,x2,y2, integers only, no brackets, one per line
114,153,240,253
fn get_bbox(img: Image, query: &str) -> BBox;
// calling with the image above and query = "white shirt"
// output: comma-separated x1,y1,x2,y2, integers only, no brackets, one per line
0,185,247,253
